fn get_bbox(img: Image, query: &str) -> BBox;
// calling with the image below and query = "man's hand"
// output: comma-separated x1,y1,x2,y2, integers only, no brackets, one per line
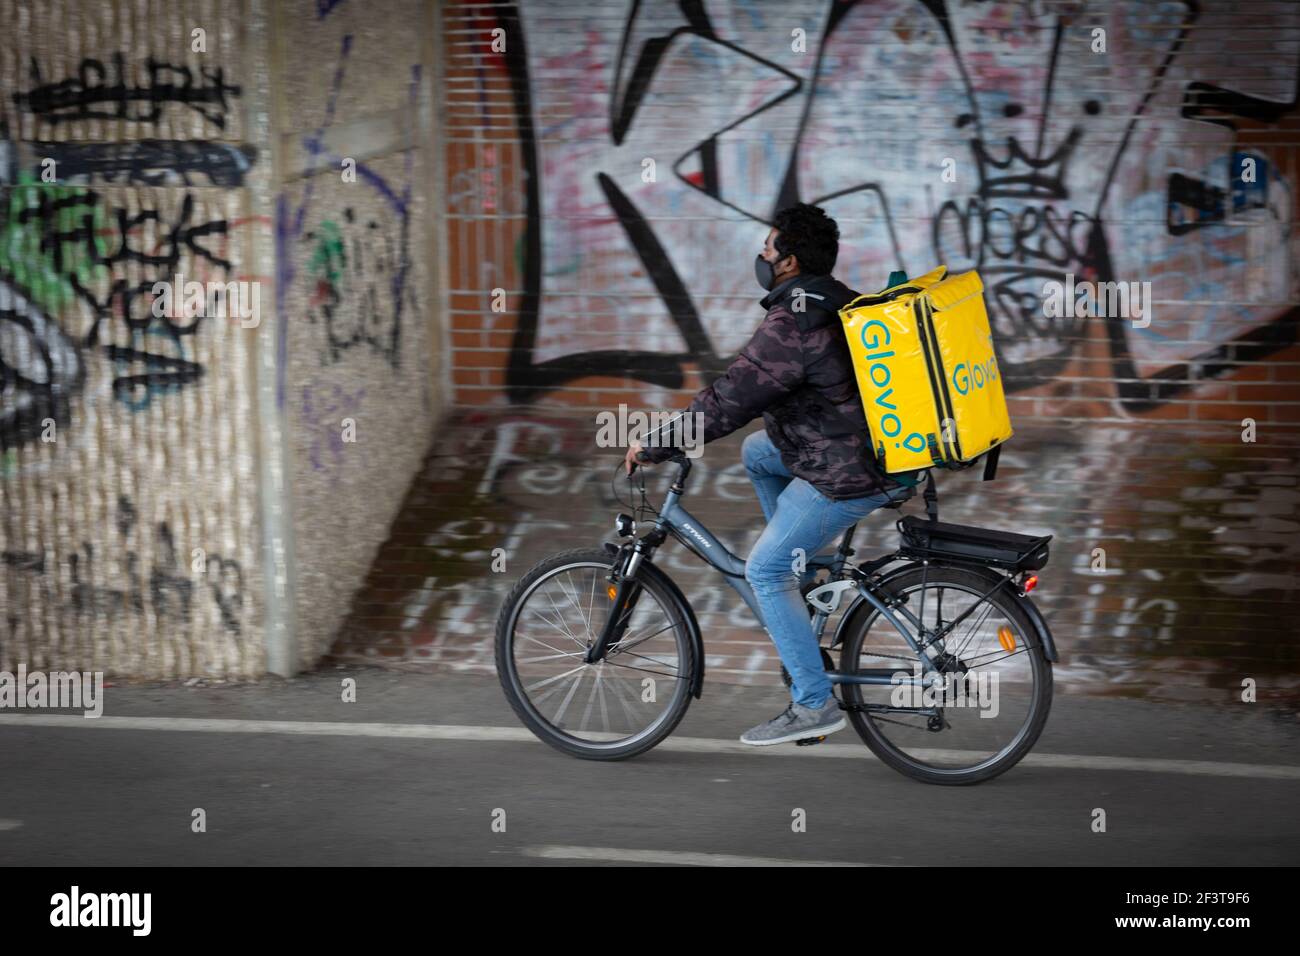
624,440,645,476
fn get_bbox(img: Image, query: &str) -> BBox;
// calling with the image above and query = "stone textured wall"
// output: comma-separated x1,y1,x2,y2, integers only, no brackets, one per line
273,0,437,665
0,0,264,677
0,0,444,677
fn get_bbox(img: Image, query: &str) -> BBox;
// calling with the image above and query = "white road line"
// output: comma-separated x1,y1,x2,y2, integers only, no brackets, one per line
2,714,1298,780
523,845,882,866
0,819,23,831
0,714,538,741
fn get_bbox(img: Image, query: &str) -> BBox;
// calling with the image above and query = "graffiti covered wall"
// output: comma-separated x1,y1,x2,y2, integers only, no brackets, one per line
0,0,265,676
275,0,437,665
0,0,445,678
447,0,1299,411
380,0,1300,704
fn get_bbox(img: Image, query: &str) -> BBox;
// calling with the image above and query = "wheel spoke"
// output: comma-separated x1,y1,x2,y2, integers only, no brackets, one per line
516,649,586,664
524,662,587,695
506,558,690,750
555,570,596,640
841,571,1049,781
608,617,683,655
601,667,643,730
580,669,602,732
610,648,681,672
528,599,585,649
595,669,610,733
597,659,685,681
949,600,996,660
550,669,586,726
516,634,584,658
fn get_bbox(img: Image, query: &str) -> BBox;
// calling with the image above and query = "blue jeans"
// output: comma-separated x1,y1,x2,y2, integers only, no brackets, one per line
741,429,909,709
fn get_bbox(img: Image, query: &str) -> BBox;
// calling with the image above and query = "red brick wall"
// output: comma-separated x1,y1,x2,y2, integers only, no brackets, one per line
441,0,1300,418
328,0,1300,706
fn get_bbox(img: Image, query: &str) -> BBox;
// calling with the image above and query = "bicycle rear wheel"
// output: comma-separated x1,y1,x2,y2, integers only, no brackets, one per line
495,548,697,760
839,565,1052,785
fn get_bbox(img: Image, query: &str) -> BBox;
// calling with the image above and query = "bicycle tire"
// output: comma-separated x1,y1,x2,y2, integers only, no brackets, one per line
839,565,1053,785
495,548,697,761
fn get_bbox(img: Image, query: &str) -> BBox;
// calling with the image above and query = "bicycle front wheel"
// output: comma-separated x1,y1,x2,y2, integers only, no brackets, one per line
839,565,1052,785
495,548,697,760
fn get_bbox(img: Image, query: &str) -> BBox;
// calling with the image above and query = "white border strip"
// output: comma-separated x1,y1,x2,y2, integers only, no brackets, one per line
2,715,1298,780
522,845,882,866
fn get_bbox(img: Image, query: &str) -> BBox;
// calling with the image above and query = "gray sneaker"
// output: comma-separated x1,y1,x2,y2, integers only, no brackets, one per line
740,697,846,746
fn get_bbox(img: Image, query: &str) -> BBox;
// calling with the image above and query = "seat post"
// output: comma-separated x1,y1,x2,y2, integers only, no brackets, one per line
837,523,857,557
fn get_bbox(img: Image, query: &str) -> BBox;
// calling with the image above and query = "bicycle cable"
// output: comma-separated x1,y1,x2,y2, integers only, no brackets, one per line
610,458,659,527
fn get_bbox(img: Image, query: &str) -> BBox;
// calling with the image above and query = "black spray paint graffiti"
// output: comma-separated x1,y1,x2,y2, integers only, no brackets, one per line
922,2,1299,409
2,494,247,634
0,280,84,450
25,140,258,187
274,33,421,406
496,0,1299,412
12,52,242,129
302,206,411,370
0,182,232,448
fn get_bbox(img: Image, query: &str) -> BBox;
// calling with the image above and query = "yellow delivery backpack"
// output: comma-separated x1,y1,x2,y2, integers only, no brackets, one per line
838,265,1012,477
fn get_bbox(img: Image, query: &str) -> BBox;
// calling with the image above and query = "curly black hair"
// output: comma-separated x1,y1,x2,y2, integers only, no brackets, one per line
772,202,840,276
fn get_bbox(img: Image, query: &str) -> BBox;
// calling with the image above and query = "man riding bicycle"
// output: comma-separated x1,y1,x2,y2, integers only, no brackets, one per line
625,203,912,746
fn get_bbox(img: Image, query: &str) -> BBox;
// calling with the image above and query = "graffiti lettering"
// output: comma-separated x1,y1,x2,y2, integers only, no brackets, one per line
303,206,411,369
13,52,242,129
0,176,231,425
24,140,258,187
6,495,247,634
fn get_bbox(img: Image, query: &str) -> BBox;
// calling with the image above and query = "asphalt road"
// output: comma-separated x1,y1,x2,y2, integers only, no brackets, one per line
2,667,1298,866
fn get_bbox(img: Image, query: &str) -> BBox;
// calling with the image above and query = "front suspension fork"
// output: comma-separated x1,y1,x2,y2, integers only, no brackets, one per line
585,531,662,664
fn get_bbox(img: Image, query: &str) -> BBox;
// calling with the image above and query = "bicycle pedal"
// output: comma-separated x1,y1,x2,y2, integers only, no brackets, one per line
795,735,827,746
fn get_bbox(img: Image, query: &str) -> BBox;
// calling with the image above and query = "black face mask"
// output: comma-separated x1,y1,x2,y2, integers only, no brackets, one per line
755,253,777,291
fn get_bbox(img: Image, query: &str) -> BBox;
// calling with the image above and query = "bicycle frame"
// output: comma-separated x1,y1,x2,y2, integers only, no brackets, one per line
590,456,950,692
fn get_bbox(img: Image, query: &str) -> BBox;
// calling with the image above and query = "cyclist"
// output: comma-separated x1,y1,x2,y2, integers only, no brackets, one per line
625,203,912,746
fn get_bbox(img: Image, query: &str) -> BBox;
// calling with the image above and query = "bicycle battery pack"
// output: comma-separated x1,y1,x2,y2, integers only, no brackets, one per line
838,266,1012,475
896,515,1051,571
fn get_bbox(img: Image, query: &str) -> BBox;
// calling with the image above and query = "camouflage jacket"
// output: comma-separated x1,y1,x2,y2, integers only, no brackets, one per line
637,273,901,499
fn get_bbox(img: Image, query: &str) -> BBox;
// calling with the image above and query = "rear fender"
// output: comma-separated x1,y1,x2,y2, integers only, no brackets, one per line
831,562,1058,662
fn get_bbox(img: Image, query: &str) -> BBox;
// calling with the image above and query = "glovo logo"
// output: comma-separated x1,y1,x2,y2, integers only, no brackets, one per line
858,318,927,455
952,356,999,395
951,337,999,396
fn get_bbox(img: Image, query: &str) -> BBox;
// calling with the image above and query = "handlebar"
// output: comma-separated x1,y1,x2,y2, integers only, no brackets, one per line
628,449,692,487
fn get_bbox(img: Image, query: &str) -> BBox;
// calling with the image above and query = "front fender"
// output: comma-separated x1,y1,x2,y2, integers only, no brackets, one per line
640,562,706,698
831,562,1058,663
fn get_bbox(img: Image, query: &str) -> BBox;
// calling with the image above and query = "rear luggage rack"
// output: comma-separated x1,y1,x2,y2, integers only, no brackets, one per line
897,514,1051,571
